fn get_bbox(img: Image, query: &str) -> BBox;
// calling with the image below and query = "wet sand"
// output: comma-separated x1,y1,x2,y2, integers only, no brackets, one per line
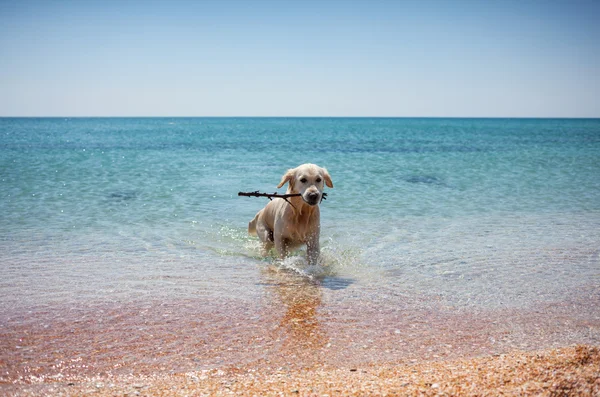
1,273,599,396
2,345,599,396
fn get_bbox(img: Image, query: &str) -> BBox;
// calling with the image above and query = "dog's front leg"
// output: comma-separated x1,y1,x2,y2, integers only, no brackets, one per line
306,231,320,266
274,236,289,260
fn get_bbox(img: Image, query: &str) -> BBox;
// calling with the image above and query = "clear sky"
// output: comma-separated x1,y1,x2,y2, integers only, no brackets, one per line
1,0,599,117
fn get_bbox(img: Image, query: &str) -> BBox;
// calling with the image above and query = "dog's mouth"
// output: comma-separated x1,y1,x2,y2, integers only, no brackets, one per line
303,192,321,206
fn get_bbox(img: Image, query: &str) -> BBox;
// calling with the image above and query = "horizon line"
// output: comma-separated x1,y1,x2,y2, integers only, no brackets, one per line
1,116,599,120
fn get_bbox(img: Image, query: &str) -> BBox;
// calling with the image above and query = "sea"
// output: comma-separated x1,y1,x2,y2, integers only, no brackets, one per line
1,117,599,379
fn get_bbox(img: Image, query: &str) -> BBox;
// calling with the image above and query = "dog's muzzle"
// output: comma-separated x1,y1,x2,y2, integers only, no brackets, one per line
304,192,321,206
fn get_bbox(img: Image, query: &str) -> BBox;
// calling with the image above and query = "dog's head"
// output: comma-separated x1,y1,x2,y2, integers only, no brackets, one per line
277,164,333,206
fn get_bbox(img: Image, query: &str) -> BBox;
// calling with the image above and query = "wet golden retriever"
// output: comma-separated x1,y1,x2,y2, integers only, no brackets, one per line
248,164,333,265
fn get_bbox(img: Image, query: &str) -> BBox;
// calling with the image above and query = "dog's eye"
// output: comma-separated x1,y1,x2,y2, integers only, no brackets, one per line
300,178,307,183
316,177,322,183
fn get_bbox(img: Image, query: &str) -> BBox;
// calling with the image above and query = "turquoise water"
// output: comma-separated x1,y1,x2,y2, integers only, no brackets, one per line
1,117,599,312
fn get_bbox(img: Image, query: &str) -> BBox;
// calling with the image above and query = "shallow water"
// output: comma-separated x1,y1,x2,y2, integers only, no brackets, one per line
1,117,599,380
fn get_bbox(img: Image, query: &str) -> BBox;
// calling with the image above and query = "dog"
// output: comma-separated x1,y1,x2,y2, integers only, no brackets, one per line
248,164,333,265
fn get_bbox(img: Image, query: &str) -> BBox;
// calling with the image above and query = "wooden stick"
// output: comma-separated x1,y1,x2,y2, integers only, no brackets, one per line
238,191,300,200
238,191,328,201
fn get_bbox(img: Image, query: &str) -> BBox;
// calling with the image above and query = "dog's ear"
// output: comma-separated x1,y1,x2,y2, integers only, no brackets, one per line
277,168,295,189
322,168,333,188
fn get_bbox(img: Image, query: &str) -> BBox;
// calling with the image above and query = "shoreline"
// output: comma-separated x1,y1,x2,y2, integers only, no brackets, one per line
3,345,599,396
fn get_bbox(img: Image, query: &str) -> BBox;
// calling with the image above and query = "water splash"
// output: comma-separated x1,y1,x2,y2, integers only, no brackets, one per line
275,256,328,279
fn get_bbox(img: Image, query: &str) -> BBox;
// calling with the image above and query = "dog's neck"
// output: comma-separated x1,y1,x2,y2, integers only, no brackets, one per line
286,188,317,218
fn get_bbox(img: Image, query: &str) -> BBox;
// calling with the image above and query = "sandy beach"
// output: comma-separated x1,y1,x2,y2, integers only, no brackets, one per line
2,345,598,396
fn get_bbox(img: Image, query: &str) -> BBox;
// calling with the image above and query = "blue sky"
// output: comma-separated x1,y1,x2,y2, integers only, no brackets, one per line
1,0,598,117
